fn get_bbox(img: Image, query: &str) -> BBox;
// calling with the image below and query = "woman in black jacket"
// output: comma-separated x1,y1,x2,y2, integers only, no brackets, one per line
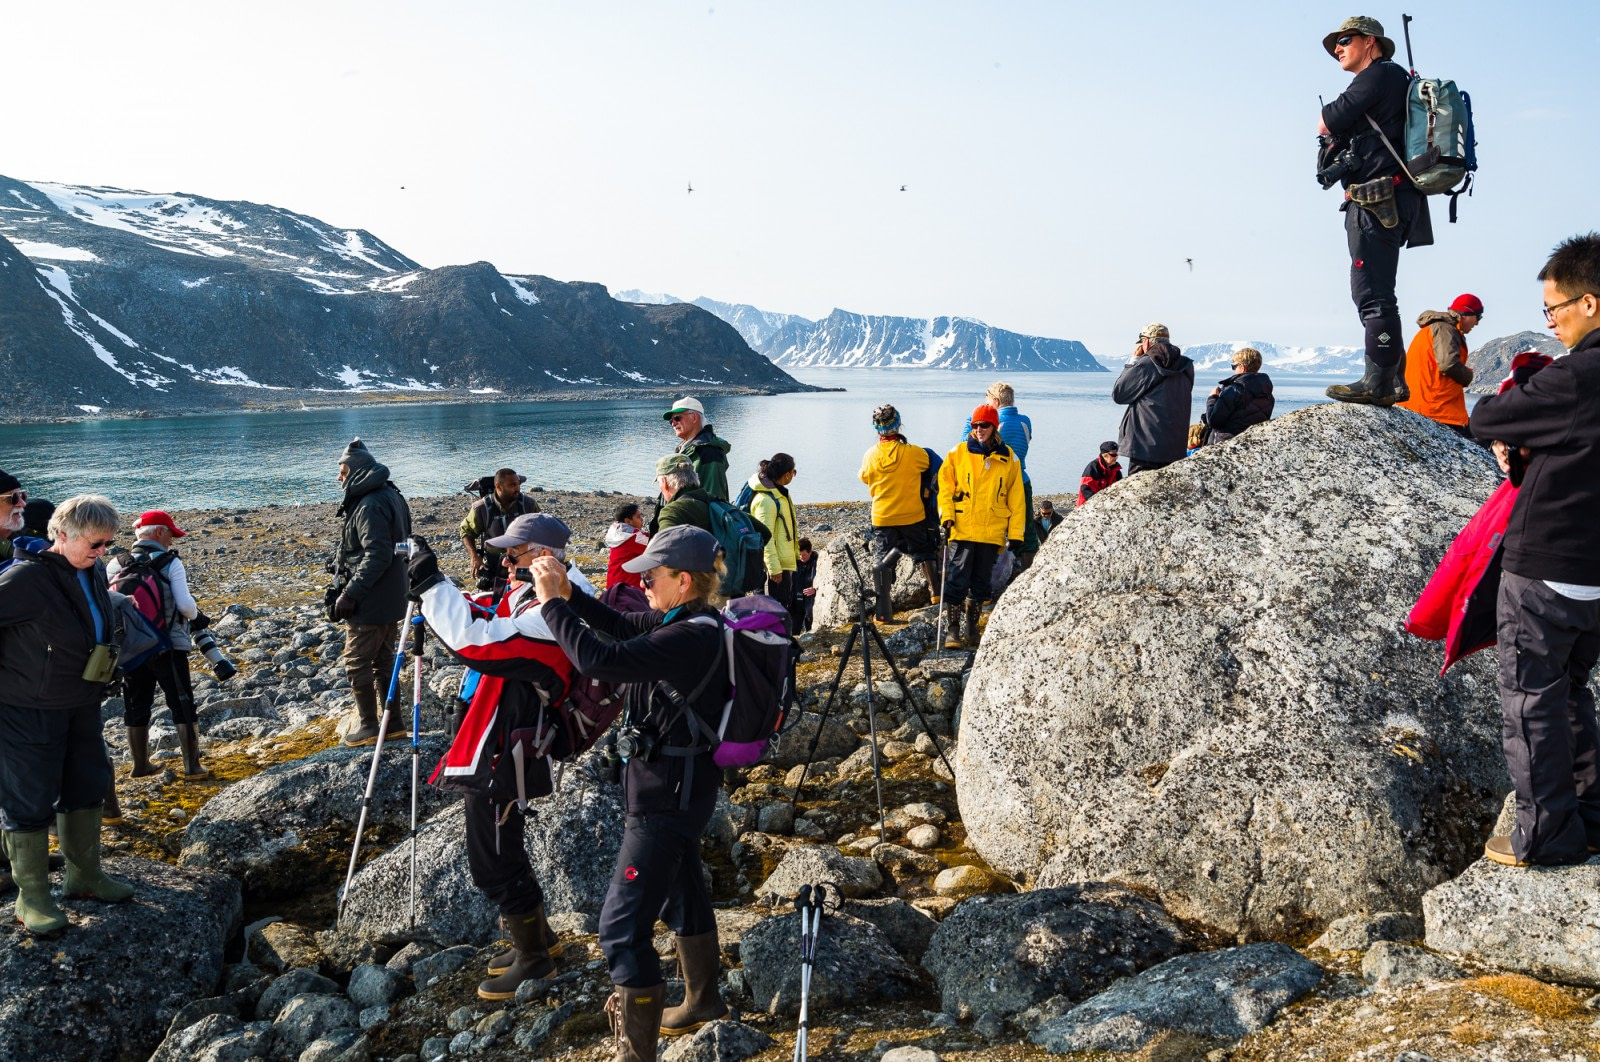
0,494,135,935
529,524,731,1061
1204,347,1276,443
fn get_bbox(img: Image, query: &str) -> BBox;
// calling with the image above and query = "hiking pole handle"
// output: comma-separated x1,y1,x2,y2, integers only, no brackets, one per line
1402,13,1415,75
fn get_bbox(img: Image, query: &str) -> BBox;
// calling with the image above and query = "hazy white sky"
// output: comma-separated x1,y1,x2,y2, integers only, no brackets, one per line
6,1,1597,357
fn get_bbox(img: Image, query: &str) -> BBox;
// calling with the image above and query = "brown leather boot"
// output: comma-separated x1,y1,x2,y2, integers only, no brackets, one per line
127,725,160,778
176,724,210,780
964,601,983,648
660,932,728,1036
486,905,564,976
942,602,963,650
607,982,665,1062
477,908,555,999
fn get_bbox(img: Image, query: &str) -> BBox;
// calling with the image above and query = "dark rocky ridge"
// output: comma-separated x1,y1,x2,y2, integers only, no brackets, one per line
0,176,804,420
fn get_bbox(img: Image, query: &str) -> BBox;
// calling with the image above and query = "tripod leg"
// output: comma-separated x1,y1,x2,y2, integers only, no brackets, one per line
864,621,958,779
857,600,889,849
787,625,858,813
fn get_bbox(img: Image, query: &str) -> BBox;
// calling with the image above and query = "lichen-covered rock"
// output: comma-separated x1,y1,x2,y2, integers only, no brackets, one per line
1423,855,1600,986
1310,911,1425,952
768,710,860,769
1030,942,1322,1053
337,766,623,946
1361,941,1464,986
662,1019,777,1062
271,993,359,1058
739,911,921,1015
813,536,932,629
178,736,451,897
757,845,883,901
840,898,939,964
258,968,341,1021
957,405,1507,940
922,884,1192,1020
0,857,240,1062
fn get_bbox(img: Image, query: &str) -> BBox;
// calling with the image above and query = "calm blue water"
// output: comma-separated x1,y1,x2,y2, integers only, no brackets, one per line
0,369,1337,510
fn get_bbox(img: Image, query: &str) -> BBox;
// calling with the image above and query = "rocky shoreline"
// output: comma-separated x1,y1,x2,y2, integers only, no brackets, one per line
5,415,1600,1062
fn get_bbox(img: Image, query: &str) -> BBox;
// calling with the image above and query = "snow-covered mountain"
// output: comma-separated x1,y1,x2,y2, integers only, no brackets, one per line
616,291,1103,371
0,177,800,418
1182,341,1364,376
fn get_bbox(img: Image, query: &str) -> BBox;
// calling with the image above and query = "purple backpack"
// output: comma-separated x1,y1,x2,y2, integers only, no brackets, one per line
671,594,800,768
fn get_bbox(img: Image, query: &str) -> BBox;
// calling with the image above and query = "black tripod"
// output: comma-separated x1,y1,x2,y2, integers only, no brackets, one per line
789,544,956,846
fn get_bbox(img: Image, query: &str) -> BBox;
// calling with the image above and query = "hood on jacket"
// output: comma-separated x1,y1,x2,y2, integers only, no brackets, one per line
1219,371,1274,397
865,439,916,474
342,461,392,500
683,427,731,457
1146,339,1191,373
603,522,644,548
1417,308,1462,330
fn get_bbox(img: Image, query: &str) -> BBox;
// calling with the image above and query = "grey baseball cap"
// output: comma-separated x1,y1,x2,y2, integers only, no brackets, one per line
486,513,571,550
621,524,720,574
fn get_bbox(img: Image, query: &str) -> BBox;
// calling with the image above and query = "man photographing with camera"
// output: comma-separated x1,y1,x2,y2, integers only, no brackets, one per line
1317,15,1432,406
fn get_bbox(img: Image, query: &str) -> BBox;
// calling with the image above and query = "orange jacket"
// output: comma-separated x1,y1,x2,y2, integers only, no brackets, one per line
1399,310,1473,427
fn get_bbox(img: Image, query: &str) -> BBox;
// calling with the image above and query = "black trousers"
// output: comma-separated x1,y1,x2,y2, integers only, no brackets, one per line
0,702,113,832
599,797,717,987
1344,186,1420,369
765,571,795,610
1126,458,1171,476
464,793,545,918
1495,572,1600,864
123,649,197,726
870,521,936,565
945,541,1001,606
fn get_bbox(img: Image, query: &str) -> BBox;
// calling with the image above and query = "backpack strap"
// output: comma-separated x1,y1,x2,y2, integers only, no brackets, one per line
1364,114,1419,189
654,613,729,810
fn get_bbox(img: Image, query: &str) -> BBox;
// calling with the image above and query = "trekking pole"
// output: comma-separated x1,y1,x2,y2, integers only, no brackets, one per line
407,612,426,927
1401,13,1416,75
935,525,951,650
337,599,416,919
793,885,814,1062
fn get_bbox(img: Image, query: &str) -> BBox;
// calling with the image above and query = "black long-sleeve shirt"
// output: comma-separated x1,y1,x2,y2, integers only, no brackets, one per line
1469,329,1600,584
1321,59,1410,186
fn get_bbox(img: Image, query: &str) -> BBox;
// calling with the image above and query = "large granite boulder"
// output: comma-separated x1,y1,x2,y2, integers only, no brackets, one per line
0,857,241,1062
1423,855,1600,986
339,766,624,946
956,405,1508,940
739,910,921,1015
813,533,933,629
179,736,451,897
921,884,1192,1020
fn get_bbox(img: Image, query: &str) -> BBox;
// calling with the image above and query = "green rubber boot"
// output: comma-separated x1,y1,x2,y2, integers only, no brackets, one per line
2,829,69,934
57,807,135,902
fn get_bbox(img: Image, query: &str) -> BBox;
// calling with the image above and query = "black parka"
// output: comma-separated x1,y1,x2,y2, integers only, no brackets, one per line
0,550,116,710
338,462,412,625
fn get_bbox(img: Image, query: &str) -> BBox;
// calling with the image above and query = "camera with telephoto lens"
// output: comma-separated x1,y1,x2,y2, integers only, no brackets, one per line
192,629,237,682
394,541,413,558
1316,134,1361,190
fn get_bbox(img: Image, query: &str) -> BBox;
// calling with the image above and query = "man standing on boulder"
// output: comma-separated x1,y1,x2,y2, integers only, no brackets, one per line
1467,234,1600,867
1112,325,1194,475
333,439,413,748
1399,295,1482,436
1318,16,1433,406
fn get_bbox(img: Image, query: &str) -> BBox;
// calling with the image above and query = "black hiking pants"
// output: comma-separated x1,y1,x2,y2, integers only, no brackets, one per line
1344,185,1420,369
945,540,1001,606
123,649,197,726
1495,572,1600,864
0,702,112,832
599,795,717,987
465,793,545,918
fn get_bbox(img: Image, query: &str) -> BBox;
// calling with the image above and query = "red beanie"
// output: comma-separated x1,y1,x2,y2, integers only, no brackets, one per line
971,404,999,428
1449,293,1484,316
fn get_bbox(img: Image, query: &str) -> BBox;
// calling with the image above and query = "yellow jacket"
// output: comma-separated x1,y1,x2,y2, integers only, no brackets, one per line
859,439,930,527
938,441,1025,546
747,477,798,574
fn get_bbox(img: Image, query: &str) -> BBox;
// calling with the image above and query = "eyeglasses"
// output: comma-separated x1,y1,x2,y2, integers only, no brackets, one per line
640,571,659,589
88,537,115,550
1,490,24,505
1544,294,1591,323
1334,33,1365,47
505,545,540,563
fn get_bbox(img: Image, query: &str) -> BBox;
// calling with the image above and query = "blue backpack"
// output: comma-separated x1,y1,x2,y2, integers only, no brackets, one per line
706,499,770,597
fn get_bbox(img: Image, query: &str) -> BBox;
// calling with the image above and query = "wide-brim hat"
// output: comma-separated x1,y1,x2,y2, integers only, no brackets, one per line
1323,16,1396,60
486,513,571,551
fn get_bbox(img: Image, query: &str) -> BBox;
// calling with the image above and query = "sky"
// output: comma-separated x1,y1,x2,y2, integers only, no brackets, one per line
5,1,1598,359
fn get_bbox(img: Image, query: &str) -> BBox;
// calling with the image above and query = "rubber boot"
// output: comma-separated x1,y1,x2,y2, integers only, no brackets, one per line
103,781,124,825
1324,355,1398,406
2,830,68,934
942,602,963,650
1390,348,1410,404
660,932,729,1036
607,982,665,1062
127,725,160,778
921,561,941,606
964,601,983,648
176,723,210,780
342,685,383,747
57,807,135,903
871,564,896,624
486,906,564,976
477,907,555,999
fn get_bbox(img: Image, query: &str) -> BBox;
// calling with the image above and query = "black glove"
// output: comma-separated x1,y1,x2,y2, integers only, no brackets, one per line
334,592,358,619
190,611,212,632
407,536,445,600
1008,540,1023,553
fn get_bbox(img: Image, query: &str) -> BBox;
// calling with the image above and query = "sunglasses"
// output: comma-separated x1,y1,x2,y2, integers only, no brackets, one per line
88,537,115,550
1334,32,1365,47
1,490,24,505
640,569,682,590
669,414,692,424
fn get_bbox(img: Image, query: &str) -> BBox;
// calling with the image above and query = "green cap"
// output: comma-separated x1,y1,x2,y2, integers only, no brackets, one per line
1323,16,1396,60
655,452,694,477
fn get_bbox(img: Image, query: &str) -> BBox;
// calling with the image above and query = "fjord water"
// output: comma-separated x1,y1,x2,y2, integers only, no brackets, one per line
2,369,1335,512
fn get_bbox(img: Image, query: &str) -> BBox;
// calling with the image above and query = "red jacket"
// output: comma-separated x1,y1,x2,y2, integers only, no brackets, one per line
1406,479,1517,673
604,523,649,590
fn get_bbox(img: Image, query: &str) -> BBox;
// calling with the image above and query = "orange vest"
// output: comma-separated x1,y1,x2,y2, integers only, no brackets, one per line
1399,325,1469,427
